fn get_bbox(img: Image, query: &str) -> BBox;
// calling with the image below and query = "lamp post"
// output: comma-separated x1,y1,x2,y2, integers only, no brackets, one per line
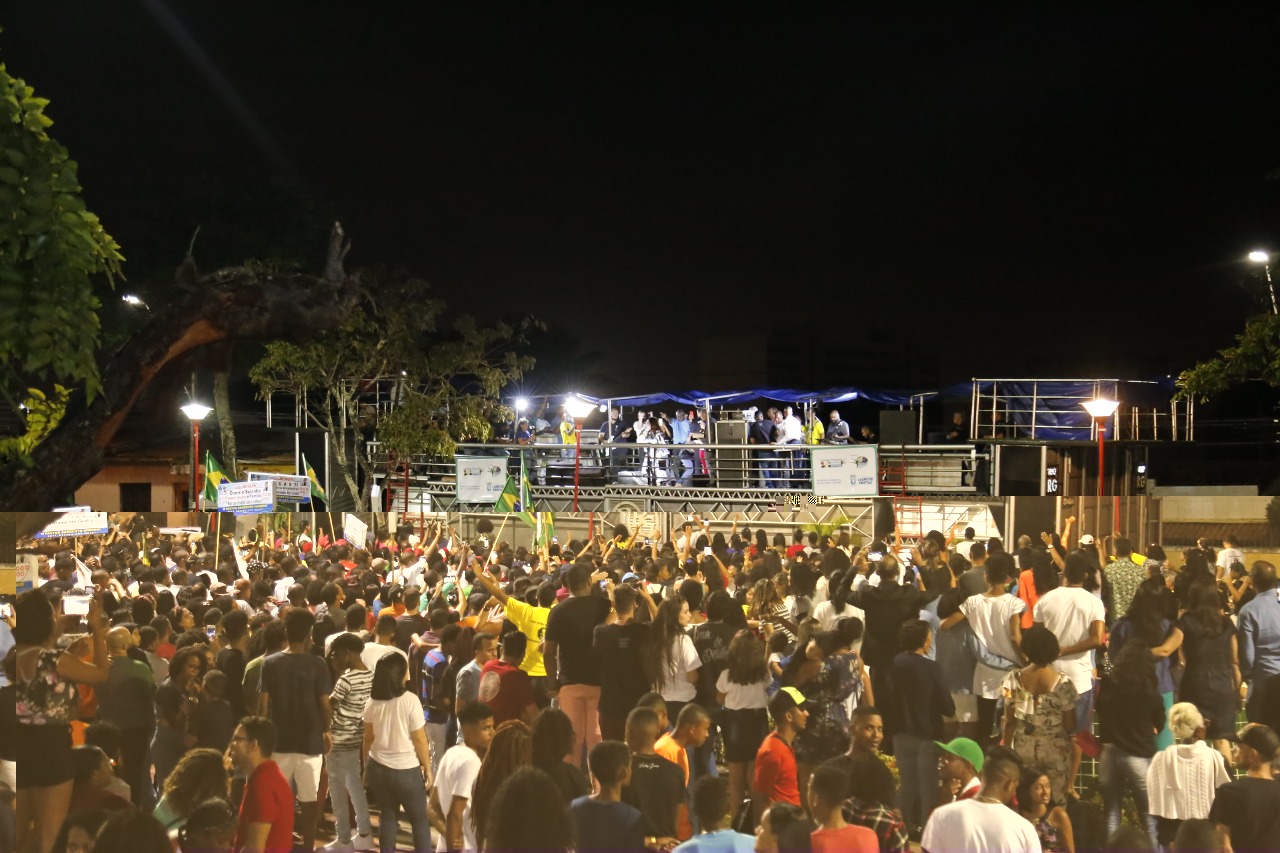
1248,250,1278,316
181,402,213,510
564,395,595,511
1081,398,1120,497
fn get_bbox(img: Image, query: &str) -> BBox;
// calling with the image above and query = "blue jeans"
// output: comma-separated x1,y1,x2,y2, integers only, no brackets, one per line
327,748,372,844
366,759,432,853
894,733,939,832
1099,744,1156,845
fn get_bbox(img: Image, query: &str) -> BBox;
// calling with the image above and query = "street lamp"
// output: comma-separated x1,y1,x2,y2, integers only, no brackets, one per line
1247,250,1278,315
514,397,529,414
1081,398,1120,497
564,395,595,511
181,402,213,510
122,294,150,311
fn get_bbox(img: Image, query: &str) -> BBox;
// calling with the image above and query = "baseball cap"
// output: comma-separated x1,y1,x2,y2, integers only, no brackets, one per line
1078,534,1095,545
1232,724,1280,761
773,686,809,711
935,737,985,773
621,572,640,583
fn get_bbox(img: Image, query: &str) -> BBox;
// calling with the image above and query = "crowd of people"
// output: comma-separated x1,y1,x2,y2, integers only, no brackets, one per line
5,513,1280,853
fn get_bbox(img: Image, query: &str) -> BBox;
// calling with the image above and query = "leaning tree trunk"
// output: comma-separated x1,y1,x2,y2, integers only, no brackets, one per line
212,347,237,477
0,223,357,510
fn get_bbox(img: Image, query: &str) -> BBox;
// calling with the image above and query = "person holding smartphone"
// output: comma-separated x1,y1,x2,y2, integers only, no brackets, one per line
13,588,111,853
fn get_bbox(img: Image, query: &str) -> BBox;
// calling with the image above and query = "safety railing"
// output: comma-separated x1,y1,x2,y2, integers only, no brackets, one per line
368,440,990,501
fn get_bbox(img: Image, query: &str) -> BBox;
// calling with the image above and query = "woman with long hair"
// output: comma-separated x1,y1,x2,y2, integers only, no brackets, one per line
1146,702,1231,850
646,597,702,724
1094,641,1165,845
1160,581,1240,766
812,569,864,632
1017,767,1075,853
470,719,532,849
1111,578,1179,750
716,629,772,820
362,652,434,853
484,766,574,853
175,798,237,853
748,578,795,641
531,707,590,803
1000,627,1078,803
781,629,861,798
152,645,207,792
152,748,229,831
1017,549,1060,630
13,588,111,853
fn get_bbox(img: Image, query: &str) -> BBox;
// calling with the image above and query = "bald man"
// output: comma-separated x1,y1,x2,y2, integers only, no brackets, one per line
97,626,157,807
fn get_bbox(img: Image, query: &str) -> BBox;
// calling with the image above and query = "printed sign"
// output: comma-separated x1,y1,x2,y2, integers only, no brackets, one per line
217,480,276,515
1,563,16,596
35,511,110,538
15,556,36,594
810,445,879,497
456,456,508,504
247,472,311,503
343,513,368,549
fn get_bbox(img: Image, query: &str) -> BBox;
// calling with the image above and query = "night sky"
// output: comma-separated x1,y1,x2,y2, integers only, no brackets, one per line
8,3,1280,395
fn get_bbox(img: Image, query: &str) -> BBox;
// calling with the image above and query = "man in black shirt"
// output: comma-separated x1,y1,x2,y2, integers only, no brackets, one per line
394,586,430,653
544,562,612,769
1210,723,1280,850
622,706,687,840
214,609,249,718
259,607,332,853
594,585,656,741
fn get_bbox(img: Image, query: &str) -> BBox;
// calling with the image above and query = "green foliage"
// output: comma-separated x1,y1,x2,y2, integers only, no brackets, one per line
0,64,122,426
0,384,71,464
249,268,537,508
1177,313,1280,401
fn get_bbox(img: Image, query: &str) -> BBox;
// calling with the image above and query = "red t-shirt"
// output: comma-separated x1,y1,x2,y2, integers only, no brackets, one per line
478,658,534,725
811,824,879,853
786,544,807,559
753,732,800,806
236,759,295,853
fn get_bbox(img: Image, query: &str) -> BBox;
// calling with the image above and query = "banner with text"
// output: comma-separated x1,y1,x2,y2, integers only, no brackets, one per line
456,456,509,504
343,513,368,549
217,480,276,515
35,511,110,538
810,445,880,497
247,472,311,504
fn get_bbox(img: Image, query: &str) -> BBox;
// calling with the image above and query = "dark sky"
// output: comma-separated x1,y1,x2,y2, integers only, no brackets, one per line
8,3,1280,394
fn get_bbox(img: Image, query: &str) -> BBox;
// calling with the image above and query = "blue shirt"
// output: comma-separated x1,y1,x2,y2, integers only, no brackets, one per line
674,829,756,853
671,418,691,445
571,797,652,851
1239,590,1280,695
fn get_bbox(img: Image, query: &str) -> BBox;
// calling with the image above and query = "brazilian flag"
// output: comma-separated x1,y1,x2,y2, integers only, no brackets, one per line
493,475,536,529
302,453,327,503
201,451,230,509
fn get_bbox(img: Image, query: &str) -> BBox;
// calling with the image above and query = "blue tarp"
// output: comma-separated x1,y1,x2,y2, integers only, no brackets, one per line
580,385,922,408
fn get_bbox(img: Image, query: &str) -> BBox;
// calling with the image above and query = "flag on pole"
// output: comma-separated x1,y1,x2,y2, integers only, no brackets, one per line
493,474,536,529
535,512,555,549
302,453,327,503
201,450,230,509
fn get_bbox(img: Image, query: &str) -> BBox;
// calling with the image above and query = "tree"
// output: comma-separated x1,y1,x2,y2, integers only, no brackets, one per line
0,61,123,455
1177,313,1280,401
249,268,537,511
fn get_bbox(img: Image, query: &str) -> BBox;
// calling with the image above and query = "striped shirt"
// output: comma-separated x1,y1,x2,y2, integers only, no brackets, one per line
329,669,374,750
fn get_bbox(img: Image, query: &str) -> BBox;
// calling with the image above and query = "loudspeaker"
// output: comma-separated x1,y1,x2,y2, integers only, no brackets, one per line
879,410,917,446
872,497,896,541
714,421,748,487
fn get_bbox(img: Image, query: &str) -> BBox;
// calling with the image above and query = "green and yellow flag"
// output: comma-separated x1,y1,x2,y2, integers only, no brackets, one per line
493,455,537,529
302,453,327,503
535,512,555,549
201,450,230,509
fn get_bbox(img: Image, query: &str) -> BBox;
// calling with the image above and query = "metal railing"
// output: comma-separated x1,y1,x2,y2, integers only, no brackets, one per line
369,440,990,508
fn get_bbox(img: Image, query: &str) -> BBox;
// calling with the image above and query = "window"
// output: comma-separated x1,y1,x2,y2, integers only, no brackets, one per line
119,482,152,511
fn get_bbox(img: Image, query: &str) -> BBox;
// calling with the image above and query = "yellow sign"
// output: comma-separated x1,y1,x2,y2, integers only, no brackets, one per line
0,563,15,596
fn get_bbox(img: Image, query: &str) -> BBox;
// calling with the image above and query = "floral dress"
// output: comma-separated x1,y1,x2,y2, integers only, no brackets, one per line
792,652,860,764
1001,668,1077,803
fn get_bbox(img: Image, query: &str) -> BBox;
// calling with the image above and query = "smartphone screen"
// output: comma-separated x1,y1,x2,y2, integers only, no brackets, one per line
703,546,713,556
64,594,91,616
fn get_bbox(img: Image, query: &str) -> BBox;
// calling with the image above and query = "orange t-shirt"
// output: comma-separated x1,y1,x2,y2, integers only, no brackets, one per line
654,734,693,839
811,825,879,853
753,732,800,806
1017,570,1038,629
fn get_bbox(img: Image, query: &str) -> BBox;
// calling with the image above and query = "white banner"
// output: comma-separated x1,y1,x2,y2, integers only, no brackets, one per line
217,480,276,515
455,457,508,504
16,556,37,594
247,472,311,503
343,513,368,549
811,445,879,497
35,512,110,538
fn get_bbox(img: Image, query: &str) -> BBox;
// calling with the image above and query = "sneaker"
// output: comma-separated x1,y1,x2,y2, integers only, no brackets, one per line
352,833,375,852
319,841,354,853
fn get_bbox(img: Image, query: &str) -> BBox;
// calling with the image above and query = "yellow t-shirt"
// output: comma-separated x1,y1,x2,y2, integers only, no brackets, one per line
504,597,550,677
805,420,825,445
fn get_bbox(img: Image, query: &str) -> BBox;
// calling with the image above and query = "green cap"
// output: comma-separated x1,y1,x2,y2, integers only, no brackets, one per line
935,737,984,773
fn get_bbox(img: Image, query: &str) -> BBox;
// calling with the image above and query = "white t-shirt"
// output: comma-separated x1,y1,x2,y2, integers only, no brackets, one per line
921,798,1040,853
715,669,770,710
812,574,830,608
361,642,408,674
435,744,481,852
960,593,1025,662
390,560,425,590
658,633,702,702
811,601,865,633
1216,548,1245,574
1033,586,1105,694
363,691,424,770
954,540,976,561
